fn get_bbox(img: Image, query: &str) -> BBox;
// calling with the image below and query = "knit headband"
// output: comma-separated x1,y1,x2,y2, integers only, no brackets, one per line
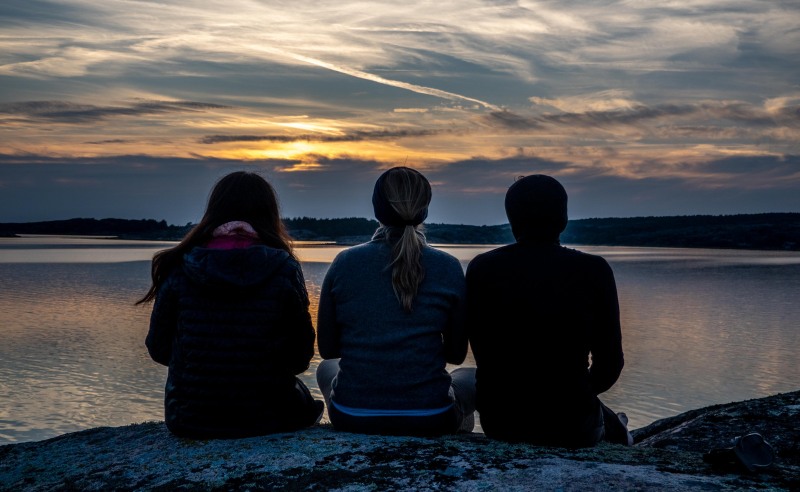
371,167,429,227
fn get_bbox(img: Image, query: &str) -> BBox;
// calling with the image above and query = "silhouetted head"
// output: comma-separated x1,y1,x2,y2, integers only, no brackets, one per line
504,174,568,243
372,166,432,227
202,171,282,233
136,170,293,305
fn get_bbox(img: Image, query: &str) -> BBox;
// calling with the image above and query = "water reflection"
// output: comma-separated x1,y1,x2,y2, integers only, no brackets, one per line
0,262,163,442
605,258,800,426
1,239,799,443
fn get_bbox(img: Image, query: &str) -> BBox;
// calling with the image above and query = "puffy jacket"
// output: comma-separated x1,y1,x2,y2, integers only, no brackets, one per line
145,245,318,438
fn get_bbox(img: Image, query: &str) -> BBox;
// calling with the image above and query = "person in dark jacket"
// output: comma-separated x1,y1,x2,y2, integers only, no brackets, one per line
466,174,632,448
138,171,323,439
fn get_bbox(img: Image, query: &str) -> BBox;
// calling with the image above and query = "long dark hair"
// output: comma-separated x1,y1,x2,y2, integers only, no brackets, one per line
136,171,294,304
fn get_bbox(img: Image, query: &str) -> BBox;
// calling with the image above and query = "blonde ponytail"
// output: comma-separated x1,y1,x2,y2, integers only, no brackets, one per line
371,167,432,312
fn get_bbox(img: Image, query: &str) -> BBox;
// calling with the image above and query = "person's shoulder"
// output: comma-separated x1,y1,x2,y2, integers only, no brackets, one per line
424,243,459,261
468,243,517,265
334,240,380,258
463,244,517,279
327,240,383,269
420,244,462,270
560,245,604,260
421,247,466,286
162,264,186,290
559,245,613,270
241,244,295,268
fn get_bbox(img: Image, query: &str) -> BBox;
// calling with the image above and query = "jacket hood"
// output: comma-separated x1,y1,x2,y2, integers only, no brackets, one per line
182,245,292,289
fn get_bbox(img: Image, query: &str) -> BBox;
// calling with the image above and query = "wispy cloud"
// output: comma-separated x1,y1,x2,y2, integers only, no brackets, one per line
484,100,800,132
1,0,799,222
200,129,447,144
0,100,229,123
3,152,797,225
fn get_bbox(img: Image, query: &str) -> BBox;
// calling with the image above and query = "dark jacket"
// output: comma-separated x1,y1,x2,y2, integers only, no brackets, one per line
146,245,318,438
466,241,624,447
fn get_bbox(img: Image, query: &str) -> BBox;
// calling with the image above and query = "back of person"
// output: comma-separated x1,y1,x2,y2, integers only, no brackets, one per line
315,166,477,437
466,174,631,448
140,171,323,439
320,239,464,411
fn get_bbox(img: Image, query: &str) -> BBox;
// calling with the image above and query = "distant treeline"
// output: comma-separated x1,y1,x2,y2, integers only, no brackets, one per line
1,213,799,251
0,218,191,240
560,213,800,251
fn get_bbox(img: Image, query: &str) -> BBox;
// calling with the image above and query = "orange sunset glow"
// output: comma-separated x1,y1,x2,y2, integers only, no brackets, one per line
1,1,798,225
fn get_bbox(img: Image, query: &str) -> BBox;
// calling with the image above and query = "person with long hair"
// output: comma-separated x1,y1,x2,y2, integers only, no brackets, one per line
315,166,476,436
138,170,323,439
466,174,632,448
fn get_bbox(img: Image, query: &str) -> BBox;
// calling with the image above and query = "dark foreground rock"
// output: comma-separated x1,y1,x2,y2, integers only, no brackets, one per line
1,391,798,491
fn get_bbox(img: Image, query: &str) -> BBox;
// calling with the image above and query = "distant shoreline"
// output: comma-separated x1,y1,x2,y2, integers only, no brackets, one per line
1,212,799,251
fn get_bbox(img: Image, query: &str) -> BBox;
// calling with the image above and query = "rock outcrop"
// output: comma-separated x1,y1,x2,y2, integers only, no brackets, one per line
1,390,798,491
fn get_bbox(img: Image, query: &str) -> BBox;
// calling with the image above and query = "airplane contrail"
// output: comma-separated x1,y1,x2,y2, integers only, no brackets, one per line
259,46,501,112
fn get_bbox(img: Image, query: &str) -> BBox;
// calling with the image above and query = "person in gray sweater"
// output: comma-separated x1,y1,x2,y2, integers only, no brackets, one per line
316,166,476,436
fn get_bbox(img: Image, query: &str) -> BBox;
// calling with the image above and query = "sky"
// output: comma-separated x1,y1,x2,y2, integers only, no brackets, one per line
1,0,798,226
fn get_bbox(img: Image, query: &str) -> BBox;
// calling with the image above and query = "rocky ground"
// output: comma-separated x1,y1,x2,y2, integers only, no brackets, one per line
1,390,797,491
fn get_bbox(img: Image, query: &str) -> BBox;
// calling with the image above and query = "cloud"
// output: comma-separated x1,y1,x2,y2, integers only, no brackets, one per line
0,46,144,79
481,110,541,130
200,129,447,144
0,100,229,123
484,100,800,132
1,0,800,224
2,152,797,226
531,90,639,113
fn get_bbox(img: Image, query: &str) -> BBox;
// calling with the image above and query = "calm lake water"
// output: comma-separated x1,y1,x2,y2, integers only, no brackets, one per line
1,237,799,444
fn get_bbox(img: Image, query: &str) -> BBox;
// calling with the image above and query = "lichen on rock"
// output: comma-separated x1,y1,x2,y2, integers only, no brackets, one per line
1,390,798,491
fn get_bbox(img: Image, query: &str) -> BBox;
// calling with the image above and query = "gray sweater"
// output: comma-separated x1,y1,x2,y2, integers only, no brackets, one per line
316,238,468,410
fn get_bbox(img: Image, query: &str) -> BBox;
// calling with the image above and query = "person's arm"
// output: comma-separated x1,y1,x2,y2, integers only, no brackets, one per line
442,262,468,365
588,258,625,395
465,256,489,368
144,276,178,366
316,260,342,360
280,260,317,375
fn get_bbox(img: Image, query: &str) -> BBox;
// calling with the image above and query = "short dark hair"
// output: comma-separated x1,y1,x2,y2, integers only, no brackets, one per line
504,174,568,242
